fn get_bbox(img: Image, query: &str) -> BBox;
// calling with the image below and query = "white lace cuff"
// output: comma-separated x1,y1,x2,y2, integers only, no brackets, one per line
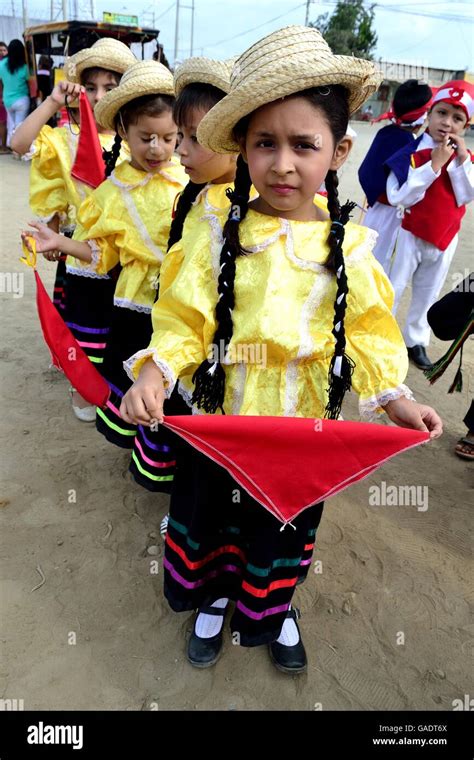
123,348,176,398
359,384,416,421
87,239,101,269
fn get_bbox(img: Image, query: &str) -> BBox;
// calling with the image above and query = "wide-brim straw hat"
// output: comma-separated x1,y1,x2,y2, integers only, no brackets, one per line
64,38,137,83
94,60,175,130
174,56,237,97
197,25,382,154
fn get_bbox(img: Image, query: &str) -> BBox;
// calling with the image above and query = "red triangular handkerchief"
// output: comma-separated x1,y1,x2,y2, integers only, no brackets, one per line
71,91,105,189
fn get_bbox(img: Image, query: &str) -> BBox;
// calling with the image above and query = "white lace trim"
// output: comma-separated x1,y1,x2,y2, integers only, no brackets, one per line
177,381,193,408
284,360,299,417
359,384,416,420
344,228,378,267
109,168,154,191
66,265,110,279
86,239,102,270
114,297,152,314
158,166,183,185
118,186,165,263
123,348,176,398
22,142,35,161
283,220,327,272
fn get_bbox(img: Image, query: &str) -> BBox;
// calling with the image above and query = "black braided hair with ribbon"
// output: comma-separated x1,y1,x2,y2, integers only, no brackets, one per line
103,133,122,178
191,155,252,413
323,168,357,419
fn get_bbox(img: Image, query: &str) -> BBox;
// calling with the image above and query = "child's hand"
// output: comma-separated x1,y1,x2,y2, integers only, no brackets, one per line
21,221,62,254
431,136,455,172
446,134,468,163
383,397,443,439
120,359,166,426
49,80,83,108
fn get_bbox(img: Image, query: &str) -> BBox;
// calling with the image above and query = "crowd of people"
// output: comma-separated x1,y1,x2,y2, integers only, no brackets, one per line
11,25,472,675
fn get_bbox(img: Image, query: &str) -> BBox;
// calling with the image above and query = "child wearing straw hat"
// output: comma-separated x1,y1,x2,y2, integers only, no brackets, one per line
12,38,135,421
23,60,186,465
120,26,442,674
127,56,238,496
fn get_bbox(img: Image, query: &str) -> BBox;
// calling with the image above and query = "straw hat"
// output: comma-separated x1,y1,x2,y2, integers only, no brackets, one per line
94,60,175,130
197,25,382,154
64,38,137,83
174,56,237,97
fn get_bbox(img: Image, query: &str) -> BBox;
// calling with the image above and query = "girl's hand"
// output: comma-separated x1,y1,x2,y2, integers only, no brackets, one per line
431,136,455,172
383,397,443,439
446,133,468,163
120,359,166,426
21,221,62,254
49,80,84,108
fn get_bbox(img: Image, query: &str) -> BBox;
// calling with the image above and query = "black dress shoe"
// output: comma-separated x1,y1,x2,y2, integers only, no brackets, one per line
187,605,227,668
407,345,433,370
269,608,307,674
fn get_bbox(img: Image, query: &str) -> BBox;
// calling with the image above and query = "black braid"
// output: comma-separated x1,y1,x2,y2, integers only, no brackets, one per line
102,133,122,178
323,169,357,420
191,155,252,413
167,180,206,251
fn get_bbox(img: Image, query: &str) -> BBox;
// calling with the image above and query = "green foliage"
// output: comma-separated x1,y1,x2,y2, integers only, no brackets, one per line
311,0,378,60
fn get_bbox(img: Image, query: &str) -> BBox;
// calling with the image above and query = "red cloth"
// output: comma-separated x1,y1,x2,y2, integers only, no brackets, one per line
71,91,105,189
162,415,429,524
34,270,110,407
401,148,471,250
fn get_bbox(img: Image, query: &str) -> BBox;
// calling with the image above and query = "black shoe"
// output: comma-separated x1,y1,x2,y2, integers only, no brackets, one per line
269,608,307,674
407,345,433,370
187,605,227,668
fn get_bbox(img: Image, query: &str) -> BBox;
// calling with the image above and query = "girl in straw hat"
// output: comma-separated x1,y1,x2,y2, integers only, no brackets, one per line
120,26,442,673
13,38,135,421
127,56,238,497
23,60,186,471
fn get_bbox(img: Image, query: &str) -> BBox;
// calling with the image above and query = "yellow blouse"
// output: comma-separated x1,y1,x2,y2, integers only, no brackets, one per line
28,124,129,230
73,158,187,312
126,207,412,419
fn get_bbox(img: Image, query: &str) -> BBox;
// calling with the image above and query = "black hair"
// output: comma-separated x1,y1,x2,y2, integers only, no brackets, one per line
192,85,356,419
166,82,229,250
6,39,26,74
80,66,121,86
393,79,432,119
102,93,175,177
174,82,227,129
0,41,7,47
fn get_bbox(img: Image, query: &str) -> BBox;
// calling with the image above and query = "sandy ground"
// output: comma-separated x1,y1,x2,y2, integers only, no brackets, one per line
0,122,472,712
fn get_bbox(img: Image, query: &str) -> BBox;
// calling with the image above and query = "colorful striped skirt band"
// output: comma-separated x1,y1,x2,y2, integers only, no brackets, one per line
163,438,324,647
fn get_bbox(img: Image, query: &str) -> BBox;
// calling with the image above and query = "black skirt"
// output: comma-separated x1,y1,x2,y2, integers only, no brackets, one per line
163,436,324,647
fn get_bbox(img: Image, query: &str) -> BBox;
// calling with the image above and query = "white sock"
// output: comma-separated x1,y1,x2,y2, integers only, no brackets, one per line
276,611,300,646
195,598,229,638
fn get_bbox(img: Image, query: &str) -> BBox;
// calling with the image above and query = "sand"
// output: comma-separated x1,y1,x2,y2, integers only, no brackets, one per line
0,123,472,711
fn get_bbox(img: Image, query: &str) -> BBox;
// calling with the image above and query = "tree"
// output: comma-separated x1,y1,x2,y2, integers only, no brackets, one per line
310,0,378,60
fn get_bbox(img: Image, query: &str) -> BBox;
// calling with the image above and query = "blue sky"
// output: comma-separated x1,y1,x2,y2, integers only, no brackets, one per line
18,0,474,71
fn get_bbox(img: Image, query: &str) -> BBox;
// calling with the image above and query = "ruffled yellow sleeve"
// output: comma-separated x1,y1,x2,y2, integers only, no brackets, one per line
73,190,124,274
343,226,412,418
29,126,68,222
124,224,217,392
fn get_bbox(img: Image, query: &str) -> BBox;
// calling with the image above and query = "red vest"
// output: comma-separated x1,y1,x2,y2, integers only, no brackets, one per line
401,148,470,250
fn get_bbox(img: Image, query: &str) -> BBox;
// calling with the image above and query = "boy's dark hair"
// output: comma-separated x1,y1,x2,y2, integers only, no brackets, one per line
103,93,175,177
6,39,26,74
166,83,229,250
191,85,356,420
393,79,432,119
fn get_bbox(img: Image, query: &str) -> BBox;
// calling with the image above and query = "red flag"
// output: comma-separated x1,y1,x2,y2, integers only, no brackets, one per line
21,239,109,407
34,270,110,407
71,90,105,189
162,415,429,524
